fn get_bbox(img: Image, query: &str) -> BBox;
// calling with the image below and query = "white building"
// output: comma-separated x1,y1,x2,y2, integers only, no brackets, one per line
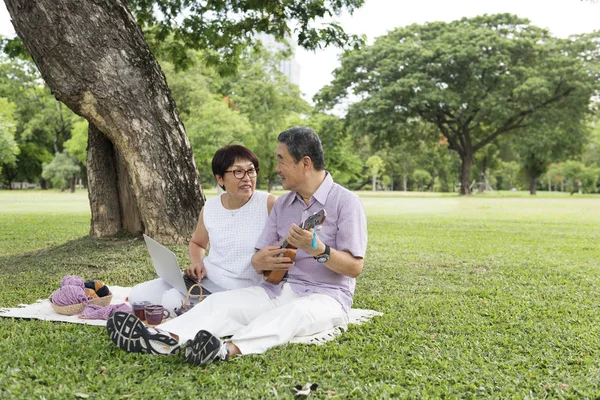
257,34,301,86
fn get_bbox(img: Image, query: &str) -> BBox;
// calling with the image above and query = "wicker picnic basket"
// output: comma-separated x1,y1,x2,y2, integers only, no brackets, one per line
174,284,202,316
50,293,113,316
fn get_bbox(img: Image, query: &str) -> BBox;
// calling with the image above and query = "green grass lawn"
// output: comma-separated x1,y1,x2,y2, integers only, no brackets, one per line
1,189,599,399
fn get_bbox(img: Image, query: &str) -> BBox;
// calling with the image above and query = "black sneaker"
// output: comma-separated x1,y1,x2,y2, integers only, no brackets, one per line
184,330,229,366
106,312,180,355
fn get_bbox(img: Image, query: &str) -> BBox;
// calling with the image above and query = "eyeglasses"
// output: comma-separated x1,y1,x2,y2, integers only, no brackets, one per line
224,168,259,179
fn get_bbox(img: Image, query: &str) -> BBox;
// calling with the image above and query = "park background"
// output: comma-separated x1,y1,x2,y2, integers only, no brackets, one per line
1,0,600,398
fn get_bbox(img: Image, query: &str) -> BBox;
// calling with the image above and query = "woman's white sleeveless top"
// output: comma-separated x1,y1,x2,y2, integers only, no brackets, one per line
202,190,269,289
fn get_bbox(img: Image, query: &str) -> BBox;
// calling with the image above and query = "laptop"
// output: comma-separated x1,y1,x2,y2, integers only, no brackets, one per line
143,234,225,297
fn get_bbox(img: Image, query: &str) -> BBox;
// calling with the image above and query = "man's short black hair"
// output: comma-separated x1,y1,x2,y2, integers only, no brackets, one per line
277,126,325,171
211,145,259,178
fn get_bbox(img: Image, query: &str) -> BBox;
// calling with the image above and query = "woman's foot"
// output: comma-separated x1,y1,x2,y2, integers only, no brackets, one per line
107,312,180,355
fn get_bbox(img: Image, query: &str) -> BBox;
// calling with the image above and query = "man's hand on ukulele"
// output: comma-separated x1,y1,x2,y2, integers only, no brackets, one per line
252,246,293,273
286,224,323,256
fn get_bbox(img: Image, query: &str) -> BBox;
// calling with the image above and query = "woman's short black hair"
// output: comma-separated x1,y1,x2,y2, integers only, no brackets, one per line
211,145,259,178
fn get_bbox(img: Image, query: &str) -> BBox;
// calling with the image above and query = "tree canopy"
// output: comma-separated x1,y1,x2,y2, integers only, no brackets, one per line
3,0,365,73
317,13,600,194
130,0,365,71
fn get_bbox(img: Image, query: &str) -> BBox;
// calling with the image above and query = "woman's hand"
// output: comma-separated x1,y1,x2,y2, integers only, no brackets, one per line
184,260,207,281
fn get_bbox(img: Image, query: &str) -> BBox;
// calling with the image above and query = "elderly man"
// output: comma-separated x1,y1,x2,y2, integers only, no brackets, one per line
107,126,367,366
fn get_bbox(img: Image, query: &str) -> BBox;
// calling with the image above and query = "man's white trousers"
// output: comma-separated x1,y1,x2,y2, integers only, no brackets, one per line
159,283,348,355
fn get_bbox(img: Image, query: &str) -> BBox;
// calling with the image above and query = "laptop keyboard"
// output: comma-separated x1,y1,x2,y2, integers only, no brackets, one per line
183,275,211,296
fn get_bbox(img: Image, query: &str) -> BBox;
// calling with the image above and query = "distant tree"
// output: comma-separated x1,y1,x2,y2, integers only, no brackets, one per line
472,144,500,193
510,101,591,194
379,144,412,191
412,169,432,192
0,97,19,177
63,119,88,166
583,120,600,169
41,152,80,192
63,118,89,187
0,56,62,187
561,160,600,194
366,155,385,191
547,163,566,192
494,161,521,191
317,14,600,195
414,135,461,192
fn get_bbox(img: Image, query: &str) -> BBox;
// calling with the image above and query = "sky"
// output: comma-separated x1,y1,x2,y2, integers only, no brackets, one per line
1,0,598,103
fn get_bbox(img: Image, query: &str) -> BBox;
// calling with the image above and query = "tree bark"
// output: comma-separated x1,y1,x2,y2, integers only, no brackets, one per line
5,0,204,243
87,123,121,236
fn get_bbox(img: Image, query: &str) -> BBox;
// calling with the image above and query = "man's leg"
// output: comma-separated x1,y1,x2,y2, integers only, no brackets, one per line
107,285,275,355
158,285,274,343
229,284,348,355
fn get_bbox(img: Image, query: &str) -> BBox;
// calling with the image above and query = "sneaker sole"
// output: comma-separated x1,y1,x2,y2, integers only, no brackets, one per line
184,330,222,366
107,312,180,355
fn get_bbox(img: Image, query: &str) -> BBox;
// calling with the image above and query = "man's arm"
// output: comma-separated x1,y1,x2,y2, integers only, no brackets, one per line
285,224,363,278
252,196,293,273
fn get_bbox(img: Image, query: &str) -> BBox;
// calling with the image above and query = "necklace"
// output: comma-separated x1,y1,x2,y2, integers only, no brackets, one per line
223,194,246,216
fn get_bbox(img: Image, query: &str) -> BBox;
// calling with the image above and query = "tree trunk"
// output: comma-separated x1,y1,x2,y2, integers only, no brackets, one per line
529,176,537,195
524,166,539,195
88,123,144,235
403,161,408,192
459,152,473,195
478,168,485,194
87,123,121,236
524,156,545,196
6,0,204,243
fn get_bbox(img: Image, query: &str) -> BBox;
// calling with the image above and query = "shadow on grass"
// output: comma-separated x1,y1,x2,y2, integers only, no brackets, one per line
0,234,186,307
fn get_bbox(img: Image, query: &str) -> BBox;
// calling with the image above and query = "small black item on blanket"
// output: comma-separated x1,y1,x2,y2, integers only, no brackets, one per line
85,280,110,297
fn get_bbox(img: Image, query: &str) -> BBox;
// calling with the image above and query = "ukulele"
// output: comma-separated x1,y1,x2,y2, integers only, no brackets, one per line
263,209,327,284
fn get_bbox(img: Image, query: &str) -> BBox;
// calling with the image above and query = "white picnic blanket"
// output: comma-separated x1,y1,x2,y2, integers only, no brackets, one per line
0,286,382,345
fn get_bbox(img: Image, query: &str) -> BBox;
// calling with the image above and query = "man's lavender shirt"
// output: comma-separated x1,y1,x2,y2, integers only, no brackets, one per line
255,173,367,313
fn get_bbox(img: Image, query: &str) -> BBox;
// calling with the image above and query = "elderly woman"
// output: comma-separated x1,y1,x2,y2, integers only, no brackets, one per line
128,145,276,313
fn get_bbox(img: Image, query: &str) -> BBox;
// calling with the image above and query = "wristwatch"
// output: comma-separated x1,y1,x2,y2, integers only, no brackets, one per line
314,244,330,263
